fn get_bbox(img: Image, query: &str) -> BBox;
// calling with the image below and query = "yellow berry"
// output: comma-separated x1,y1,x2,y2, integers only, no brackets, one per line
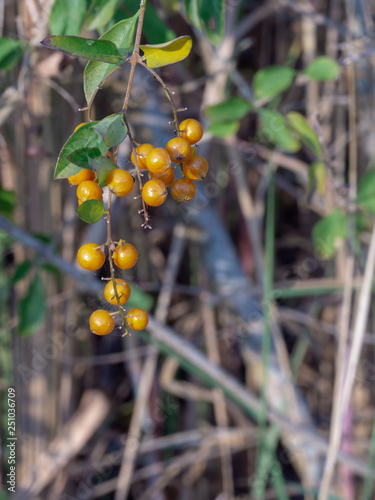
106,169,134,197
90,310,115,335
104,279,131,305
68,168,96,186
171,178,197,202
149,167,175,187
179,119,203,145
146,148,171,174
77,243,105,271
77,180,102,206
126,308,149,331
182,156,208,180
113,242,138,269
131,143,154,170
142,179,168,207
165,137,192,163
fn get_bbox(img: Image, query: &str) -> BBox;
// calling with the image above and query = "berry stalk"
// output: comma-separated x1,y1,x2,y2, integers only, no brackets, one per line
122,112,151,228
106,192,128,334
138,60,181,136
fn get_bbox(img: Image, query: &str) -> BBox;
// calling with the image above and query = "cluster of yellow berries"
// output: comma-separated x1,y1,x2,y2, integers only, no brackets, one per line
68,124,149,336
70,118,205,337
67,118,206,211
133,118,207,207
77,240,148,335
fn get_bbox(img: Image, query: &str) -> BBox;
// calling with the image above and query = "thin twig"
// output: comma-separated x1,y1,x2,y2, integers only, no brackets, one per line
318,254,355,500
226,136,264,285
137,60,181,135
114,224,187,500
106,192,127,332
341,223,375,428
41,78,80,110
122,1,146,112
122,112,150,228
318,60,358,500
201,291,234,498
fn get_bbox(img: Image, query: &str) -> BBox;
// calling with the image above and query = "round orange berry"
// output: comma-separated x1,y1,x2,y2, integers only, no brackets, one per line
104,279,131,305
142,179,168,207
171,178,197,202
113,242,138,269
131,143,154,170
149,167,175,187
146,147,171,174
77,243,105,271
90,310,115,335
68,168,96,186
106,169,134,197
179,119,203,145
165,137,192,163
77,180,102,206
182,156,208,180
126,308,149,331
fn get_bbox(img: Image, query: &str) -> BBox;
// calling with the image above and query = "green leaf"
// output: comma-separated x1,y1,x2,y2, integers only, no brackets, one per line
287,112,322,156
76,199,106,223
49,0,87,36
0,187,17,216
312,208,348,259
84,13,139,106
66,147,102,169
184,0,202,31
304,56,340,81
205,97,252,122
253,66,296,99
92,113,127,148
86,0,122,30
91,156,117,186
12,261,33,285
207,120,240,138
357,169,375,214
308,161,326,195
258,109,300,153
54,122,108,179
200,0,226,45
18,273,46,336
40,36,124,64
0,37,27,70
140,36,192,68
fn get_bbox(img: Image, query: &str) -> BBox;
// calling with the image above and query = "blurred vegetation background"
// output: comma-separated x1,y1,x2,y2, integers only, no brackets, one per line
2,0,375,499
